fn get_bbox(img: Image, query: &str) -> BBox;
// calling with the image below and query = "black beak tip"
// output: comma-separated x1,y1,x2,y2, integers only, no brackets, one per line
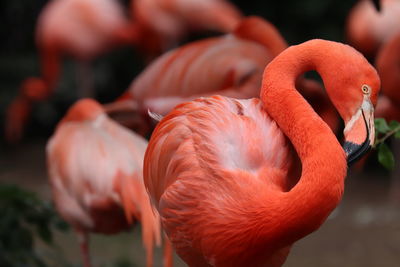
372,0,381,11
343,141,371,166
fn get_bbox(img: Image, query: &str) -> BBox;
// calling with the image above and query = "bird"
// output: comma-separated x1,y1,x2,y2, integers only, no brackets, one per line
130,0,243,59
373,33,400,201
5,0,138,142
46,99,169,267
346,0,400,58
104,16,339,134
143,39,380,266
375,32,400,121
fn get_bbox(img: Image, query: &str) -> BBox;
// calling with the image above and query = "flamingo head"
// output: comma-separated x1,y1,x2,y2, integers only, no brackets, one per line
323,45,380,164
20,77,49,102
60,98,105,125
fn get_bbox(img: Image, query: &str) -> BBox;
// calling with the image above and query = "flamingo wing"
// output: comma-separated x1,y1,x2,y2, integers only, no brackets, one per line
144,96,294,265
47,116,145,233
129,35,271,112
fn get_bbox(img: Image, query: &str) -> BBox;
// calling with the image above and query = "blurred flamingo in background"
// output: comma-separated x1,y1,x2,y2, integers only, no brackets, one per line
143,40,380,266
131,0,243,59
105,16,339,135
373,33,400,201
5,0,138,142
47,99,171,267
346,0,400,58
375,33,400,122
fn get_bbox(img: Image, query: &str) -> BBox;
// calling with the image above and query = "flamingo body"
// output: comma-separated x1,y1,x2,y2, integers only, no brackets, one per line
347,0,400,57
131,0,242,56
47,99,161,267
145,96,295,266
375,33,400,121
128,35,270,114
38,0,134,61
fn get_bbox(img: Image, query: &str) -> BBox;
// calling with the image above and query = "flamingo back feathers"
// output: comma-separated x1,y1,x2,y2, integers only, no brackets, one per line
145,96,293,206
47,107,147,232
129,35,271,100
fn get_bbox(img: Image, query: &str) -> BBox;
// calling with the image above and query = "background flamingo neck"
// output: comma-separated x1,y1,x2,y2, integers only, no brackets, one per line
40,43,60,93
259,40,347,245
234,17,287,57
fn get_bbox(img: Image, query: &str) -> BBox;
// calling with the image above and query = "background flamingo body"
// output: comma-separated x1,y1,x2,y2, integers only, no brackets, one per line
47,99,162,267
5,0,137,142
108,17,338,132
131,0,242,57
347,0,400,57
143,40,380,266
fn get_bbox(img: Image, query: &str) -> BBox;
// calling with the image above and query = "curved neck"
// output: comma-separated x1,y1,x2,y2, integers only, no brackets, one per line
376,34,400,105
260,41,347,245
233,16,287,57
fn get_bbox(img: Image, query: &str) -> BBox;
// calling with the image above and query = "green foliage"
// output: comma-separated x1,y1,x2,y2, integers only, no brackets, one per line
375,118,391,134
377,143,395,170
0,184,69,267
374,118,400,170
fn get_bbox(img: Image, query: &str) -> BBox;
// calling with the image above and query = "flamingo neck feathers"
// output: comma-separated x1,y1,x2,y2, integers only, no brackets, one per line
260,40,347,246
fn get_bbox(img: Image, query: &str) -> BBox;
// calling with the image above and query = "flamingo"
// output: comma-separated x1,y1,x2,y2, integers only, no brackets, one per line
5,0,137,142
143,39,380,266
346,0,400,58
375,33,400,121
373,33,400,201
131,0,243,59
46,99,169,267
105,16,339,134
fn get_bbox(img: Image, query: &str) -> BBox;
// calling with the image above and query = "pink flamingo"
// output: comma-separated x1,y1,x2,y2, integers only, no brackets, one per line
374,33,400,200
346,0,400,57
5,0,137,142
105,17,339,134
375,33,400,121
131,0,243,58
143,40,380,266
47,99,170,267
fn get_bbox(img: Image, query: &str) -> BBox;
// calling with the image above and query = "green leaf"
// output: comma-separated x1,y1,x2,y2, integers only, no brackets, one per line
375,118,391,134
390,120,400,138
378,143,395,170
389,120,400,129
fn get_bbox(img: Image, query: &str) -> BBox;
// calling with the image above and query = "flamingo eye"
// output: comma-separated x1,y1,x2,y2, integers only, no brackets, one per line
361,84,370,94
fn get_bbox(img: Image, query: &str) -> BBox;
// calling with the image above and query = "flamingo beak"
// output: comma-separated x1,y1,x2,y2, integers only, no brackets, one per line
372,0,381,11
342,98,375,165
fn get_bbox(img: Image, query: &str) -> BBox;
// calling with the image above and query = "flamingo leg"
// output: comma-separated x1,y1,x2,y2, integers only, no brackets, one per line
76,229,91,267
163,233,173,267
